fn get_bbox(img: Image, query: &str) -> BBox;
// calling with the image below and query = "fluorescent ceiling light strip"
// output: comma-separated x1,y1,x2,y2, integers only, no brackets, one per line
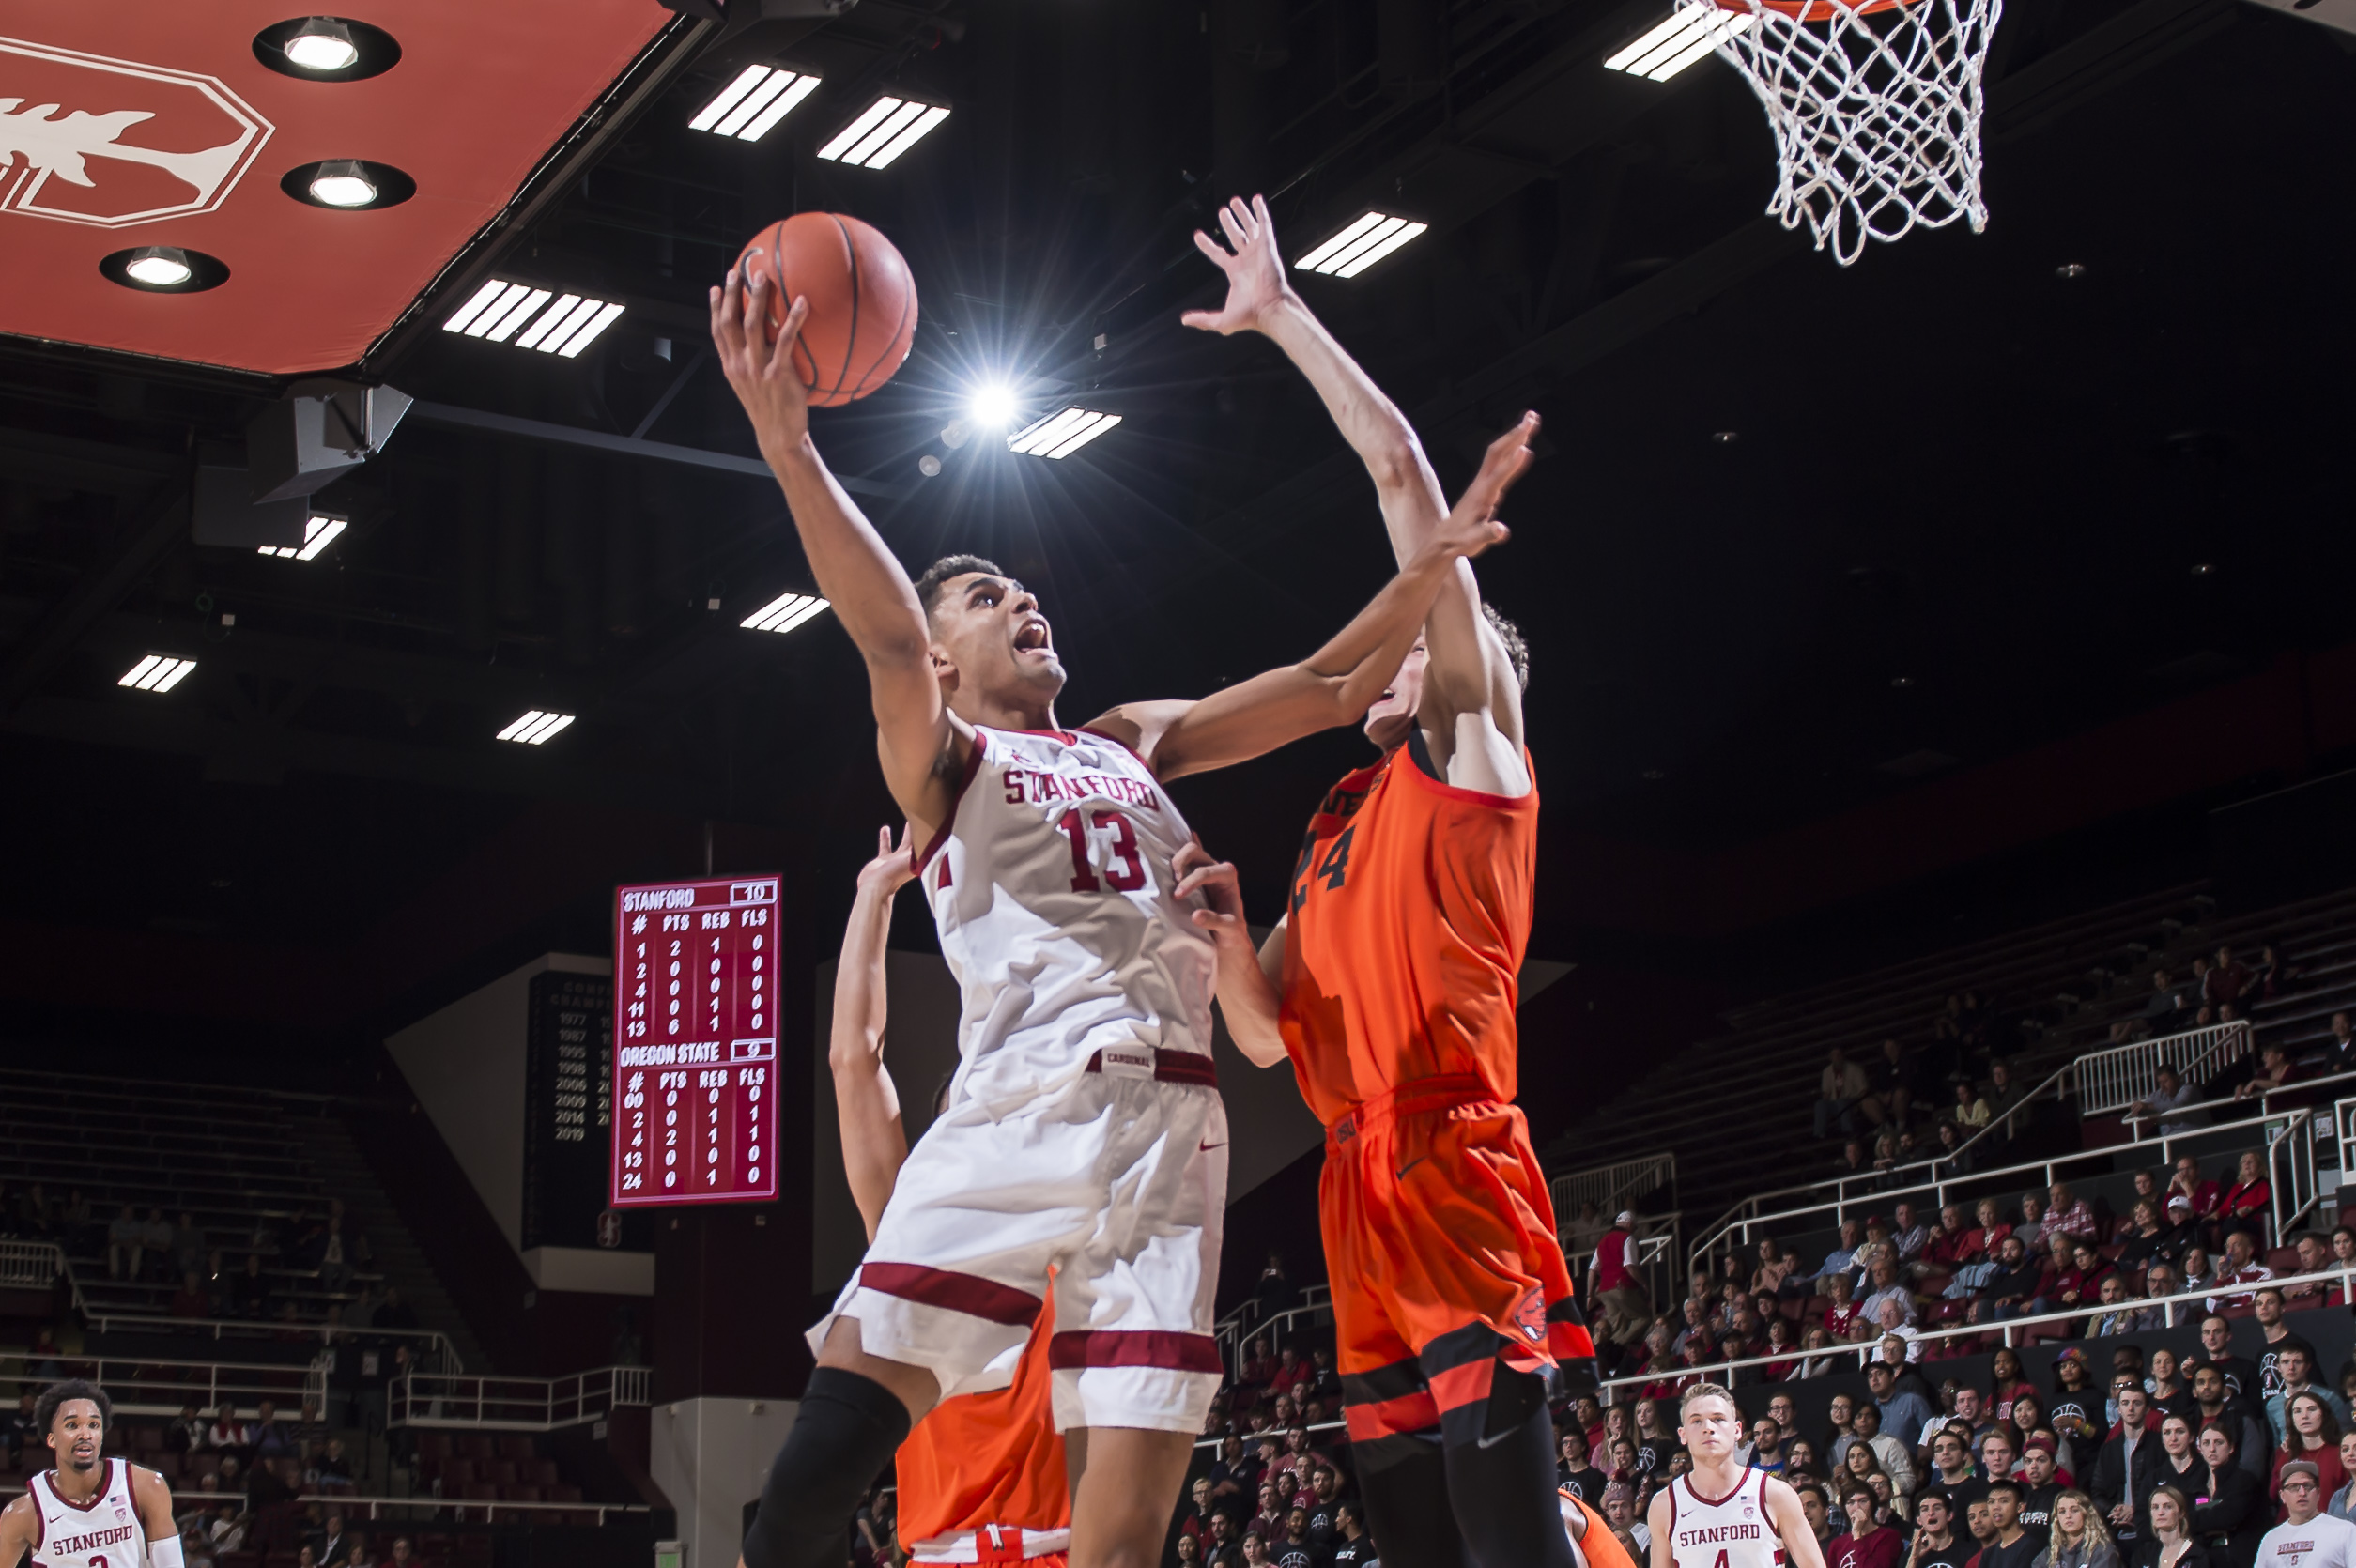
1297,212,1390,272
1645,14,1749,78
740,74,820,141
1332,221,1427,278
818,98,902,161
742,592,813,631
483,289,552,343
1606,11,1699,70
297,517,347,561
459,283,529,337
1008,408,1091,454
865,104,950,168
497,711,547,742
771,597,831,634
555,301,627,358
118,655,162,688
151,658,195,692
843,100,926,166
443,279,512,334
515,715,563,745
526,714,575,744
1317,217,1409,276
513,294,583,351
715,70,793,137
689,64,772,131
1043,413,1119,459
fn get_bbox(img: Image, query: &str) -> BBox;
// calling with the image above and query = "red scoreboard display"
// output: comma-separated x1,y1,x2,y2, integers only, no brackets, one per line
610,874,781,1208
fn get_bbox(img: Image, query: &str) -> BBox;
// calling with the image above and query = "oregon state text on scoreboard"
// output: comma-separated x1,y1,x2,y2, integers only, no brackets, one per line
609,875,781,1207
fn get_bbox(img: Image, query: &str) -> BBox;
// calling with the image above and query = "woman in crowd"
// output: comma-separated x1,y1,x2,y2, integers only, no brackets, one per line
1829,1483,1904,1568
2052,1354,2105,1451
1757,1238,1801,1297
2329,1430,2356,1521
2190,1423,2263,1568
2180,1247,2215,1294
2011,1393,2075,1480
2153,1415,2207,1512
2271,1391,2348,1506
2119,1201,2180,1270
1952,1079,1993,1134
1934,1120,1978,1175
2036,1490,2121,1568
1788,1438,1824,1483
2216,1152,2271,1247
2151,1350,2193,1422
1992,1348,2034,1422
2131,1486,2209,1568
1799,1325,1840,1379
1841,1439,1890,1499
1762,1315,1803,1378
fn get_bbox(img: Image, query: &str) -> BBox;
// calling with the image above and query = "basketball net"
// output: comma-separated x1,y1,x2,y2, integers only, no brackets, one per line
1690,0,2004,266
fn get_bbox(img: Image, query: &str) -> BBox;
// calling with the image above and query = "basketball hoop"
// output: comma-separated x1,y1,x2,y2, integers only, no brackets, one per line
1690,0,2004,266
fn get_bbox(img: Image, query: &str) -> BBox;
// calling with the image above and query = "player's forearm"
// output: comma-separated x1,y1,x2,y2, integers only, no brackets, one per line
1258,295,1433,520
829,876,909,1237
1210,938,1287,1068
762,437,933,674
1299,541,1461,715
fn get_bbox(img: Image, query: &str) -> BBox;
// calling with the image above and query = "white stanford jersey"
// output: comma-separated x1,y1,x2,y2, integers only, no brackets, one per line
2257,1514,2356,1568
27,1458,145,1568
1667,1468,1785,1568
917,725,1216,1113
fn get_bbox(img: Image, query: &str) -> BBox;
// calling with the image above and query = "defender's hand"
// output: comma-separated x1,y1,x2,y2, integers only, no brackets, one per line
1172,839,1253,953
1421,411,1540,565
856,824,919,899
710,265,813,457
1182,195,1294,337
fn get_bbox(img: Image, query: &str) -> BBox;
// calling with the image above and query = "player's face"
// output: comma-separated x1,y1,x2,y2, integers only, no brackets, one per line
929,574,1065,709
1362,640,1427,749
49,1401,102,1471
1680,1395,1743,1460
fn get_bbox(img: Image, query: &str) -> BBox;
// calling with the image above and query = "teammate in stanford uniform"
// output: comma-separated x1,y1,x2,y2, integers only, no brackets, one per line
1652,1387,1825,1568
711,213,1533,1568
830,826,1070,1568
0,1380,182,1568
1172,195,1578,1568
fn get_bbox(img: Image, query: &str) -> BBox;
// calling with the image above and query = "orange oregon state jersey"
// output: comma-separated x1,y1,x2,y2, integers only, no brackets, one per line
896,1291,1070,1564
1277,734,1537,1122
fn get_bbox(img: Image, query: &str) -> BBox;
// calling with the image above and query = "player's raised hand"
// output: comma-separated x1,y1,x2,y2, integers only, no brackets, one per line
709,263,813,455
1425,411,1539,563
1172,838,1253,953
855,824,918,899
1182,194,1293,337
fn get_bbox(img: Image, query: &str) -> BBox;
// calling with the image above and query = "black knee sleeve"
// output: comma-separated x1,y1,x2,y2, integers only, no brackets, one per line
741,1368,914,1568
1358,1438,1467,1568
1440,1366,1577,1568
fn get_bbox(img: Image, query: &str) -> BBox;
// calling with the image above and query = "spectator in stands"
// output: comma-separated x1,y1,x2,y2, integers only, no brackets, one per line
1851,1402,1918,1492
230,1252,270,1318
2051,1354,2106,1450
1757,1237,1802,1297
2190,1422,2262,1562
2189,1362,2269,1478
1988,1061,2034,1145
2266,1349,2348,1446
2319,1015,2356,1083
1861,1256,1915,1325
2270,1393,2348,1506
1821,1222,1868,1285
313,1509,350,1567
2018,1191,2051,1253
2183,1250,2218,1297
1592,1211,1651,1342
1893,1203,1932,1264
1835,1139,1877,1182
1870,1360,1935,1447
170,1212,205,1279
2211,1234,2276,1310
2129,1069,2204,1136
251,1400,293,1465
2232,1048,2295,1107
138,1207,173,1282
1820,1048,1871,1140
1989,1236,2051,1319
2210,948,2252,1007
1831,1483,1902,1568
2092,1384,2162,1546
1934,1119,1979,1175
2043,1490,2124,1568
319,1217,352,1296
1865,1038,1920,1130
2094,1276,2159,1337
2050,1185,2099,1242
2251,1290,2310,1396
1255,1253,1294,1324
208,1503,246,1556
1954,1079,1995,1135
172,1271,209,1320
207,1403,249,1460
1983,1481,2042,1568
2169,1158,2222,1235
2216,1154,2271,1244
106,1204,143,1279
1330,1504,1374,1568
0,1391,31,1468
2283,1236,2333,1309
2120,1203,2179,1272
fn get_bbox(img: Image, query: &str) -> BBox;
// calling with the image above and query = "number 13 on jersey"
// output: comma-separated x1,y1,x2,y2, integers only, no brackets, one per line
1059,808,1147,893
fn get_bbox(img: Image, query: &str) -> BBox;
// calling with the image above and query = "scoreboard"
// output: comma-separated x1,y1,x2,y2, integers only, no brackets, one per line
610,874,781,1208
521,969,615,1249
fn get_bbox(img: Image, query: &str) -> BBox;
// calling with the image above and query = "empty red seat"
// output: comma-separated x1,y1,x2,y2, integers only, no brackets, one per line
488,1461,517,1487
498,1436,535,1462
458,1435,495,1462
417,1434,454,1460
438,1459,473,1489
532,1460,560,1487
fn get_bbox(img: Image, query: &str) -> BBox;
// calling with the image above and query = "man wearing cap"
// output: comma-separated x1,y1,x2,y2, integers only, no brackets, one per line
1589,1211,1649,1344
2255,1461,2356,1568
2016,1437,2062,1550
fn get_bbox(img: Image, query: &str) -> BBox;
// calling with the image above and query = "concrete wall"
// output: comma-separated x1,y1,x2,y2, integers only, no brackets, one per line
651,1396,797,1568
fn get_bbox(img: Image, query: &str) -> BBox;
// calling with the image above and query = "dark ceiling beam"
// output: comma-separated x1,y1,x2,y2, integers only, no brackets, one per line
0,426,184,498
404,400,911,501
0,480,188,715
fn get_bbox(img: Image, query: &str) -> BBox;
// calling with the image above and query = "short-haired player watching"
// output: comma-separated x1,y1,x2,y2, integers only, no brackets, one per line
1650,1386,1828,1568
0,1380,180,1568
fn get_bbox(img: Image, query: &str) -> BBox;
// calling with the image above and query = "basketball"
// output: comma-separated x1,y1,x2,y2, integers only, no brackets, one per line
734,212,918,407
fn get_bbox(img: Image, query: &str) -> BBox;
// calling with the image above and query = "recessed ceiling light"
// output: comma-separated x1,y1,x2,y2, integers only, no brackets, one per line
441,280,624,357
119,654,196,693
689,65,822,141
2056,263,2088,279
309,161,376,207
126,250,192,287
258,515,348,561
1296,211,1430,279
284,17,359,71
1712,430,1740,445
1007,407,1122,459
740,592,832,634
101,245,229,293
816,96,950,169
967,383,1019,430
2193,562,2215,576
1603,8,1755,82
1890,675,1916,688
496,711,575,746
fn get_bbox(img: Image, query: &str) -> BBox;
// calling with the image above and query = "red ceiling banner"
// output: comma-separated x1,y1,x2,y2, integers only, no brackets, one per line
0,4,670,375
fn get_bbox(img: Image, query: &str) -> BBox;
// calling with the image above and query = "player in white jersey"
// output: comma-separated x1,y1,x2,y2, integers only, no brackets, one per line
0,1381,181,1568
711,208,1535,1568
1652,1386,1827,1568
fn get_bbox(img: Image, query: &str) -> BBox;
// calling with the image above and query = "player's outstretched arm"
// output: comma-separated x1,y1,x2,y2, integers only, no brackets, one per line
830,826,916,1241
1186,195,1528,791
1094,415,1535,780
1172,841,1286,1067
711,269,963,833
1646,1487,1676,1568
1764,1476,1830,1568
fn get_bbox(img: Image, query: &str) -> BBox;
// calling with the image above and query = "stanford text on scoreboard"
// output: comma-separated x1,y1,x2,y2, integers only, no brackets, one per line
609,874,781,1207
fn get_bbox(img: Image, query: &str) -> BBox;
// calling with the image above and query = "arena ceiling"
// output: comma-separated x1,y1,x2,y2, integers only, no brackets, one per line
2,0,2354,1021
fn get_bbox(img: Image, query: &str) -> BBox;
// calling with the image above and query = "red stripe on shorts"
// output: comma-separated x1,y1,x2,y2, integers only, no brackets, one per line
1425,1356,1496,1415
1344,1389,1441,1443
859,1263,1041,1327
1046,1329,1223,1373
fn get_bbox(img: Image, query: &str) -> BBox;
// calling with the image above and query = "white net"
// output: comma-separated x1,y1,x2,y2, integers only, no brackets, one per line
1686,0,2005,266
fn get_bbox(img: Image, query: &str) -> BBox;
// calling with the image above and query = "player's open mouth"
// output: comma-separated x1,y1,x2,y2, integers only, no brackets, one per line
1014,619,1052,655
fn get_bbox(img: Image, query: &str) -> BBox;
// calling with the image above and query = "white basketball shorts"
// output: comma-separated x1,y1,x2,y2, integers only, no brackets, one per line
809,1046,1227,1434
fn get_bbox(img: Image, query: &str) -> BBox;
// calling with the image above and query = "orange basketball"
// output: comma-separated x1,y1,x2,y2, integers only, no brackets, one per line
735,212,917,407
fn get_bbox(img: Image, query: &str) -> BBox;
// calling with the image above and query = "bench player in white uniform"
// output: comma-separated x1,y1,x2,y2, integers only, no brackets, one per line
0,1381,182,1568
1651,1386,1826,1568
711,219,1535,1568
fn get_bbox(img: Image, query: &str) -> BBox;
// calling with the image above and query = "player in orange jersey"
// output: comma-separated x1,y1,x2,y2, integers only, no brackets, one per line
828,826,1070,1568
1177,195,1584,1568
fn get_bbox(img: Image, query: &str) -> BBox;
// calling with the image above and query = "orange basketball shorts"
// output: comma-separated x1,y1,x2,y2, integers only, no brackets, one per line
1320,1076,1594,1455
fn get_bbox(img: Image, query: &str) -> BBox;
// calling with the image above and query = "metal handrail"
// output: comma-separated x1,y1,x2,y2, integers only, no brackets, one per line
1690,1100,2310,1267
2075,1020,2255,1116
1600,1258,2356,1398
0,1347,327,1418
110,1489,653,1527
1215,1284,1336,1376
390,1367,651,1431
2119,1068,2356,1130
1549,1154,1677,1228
